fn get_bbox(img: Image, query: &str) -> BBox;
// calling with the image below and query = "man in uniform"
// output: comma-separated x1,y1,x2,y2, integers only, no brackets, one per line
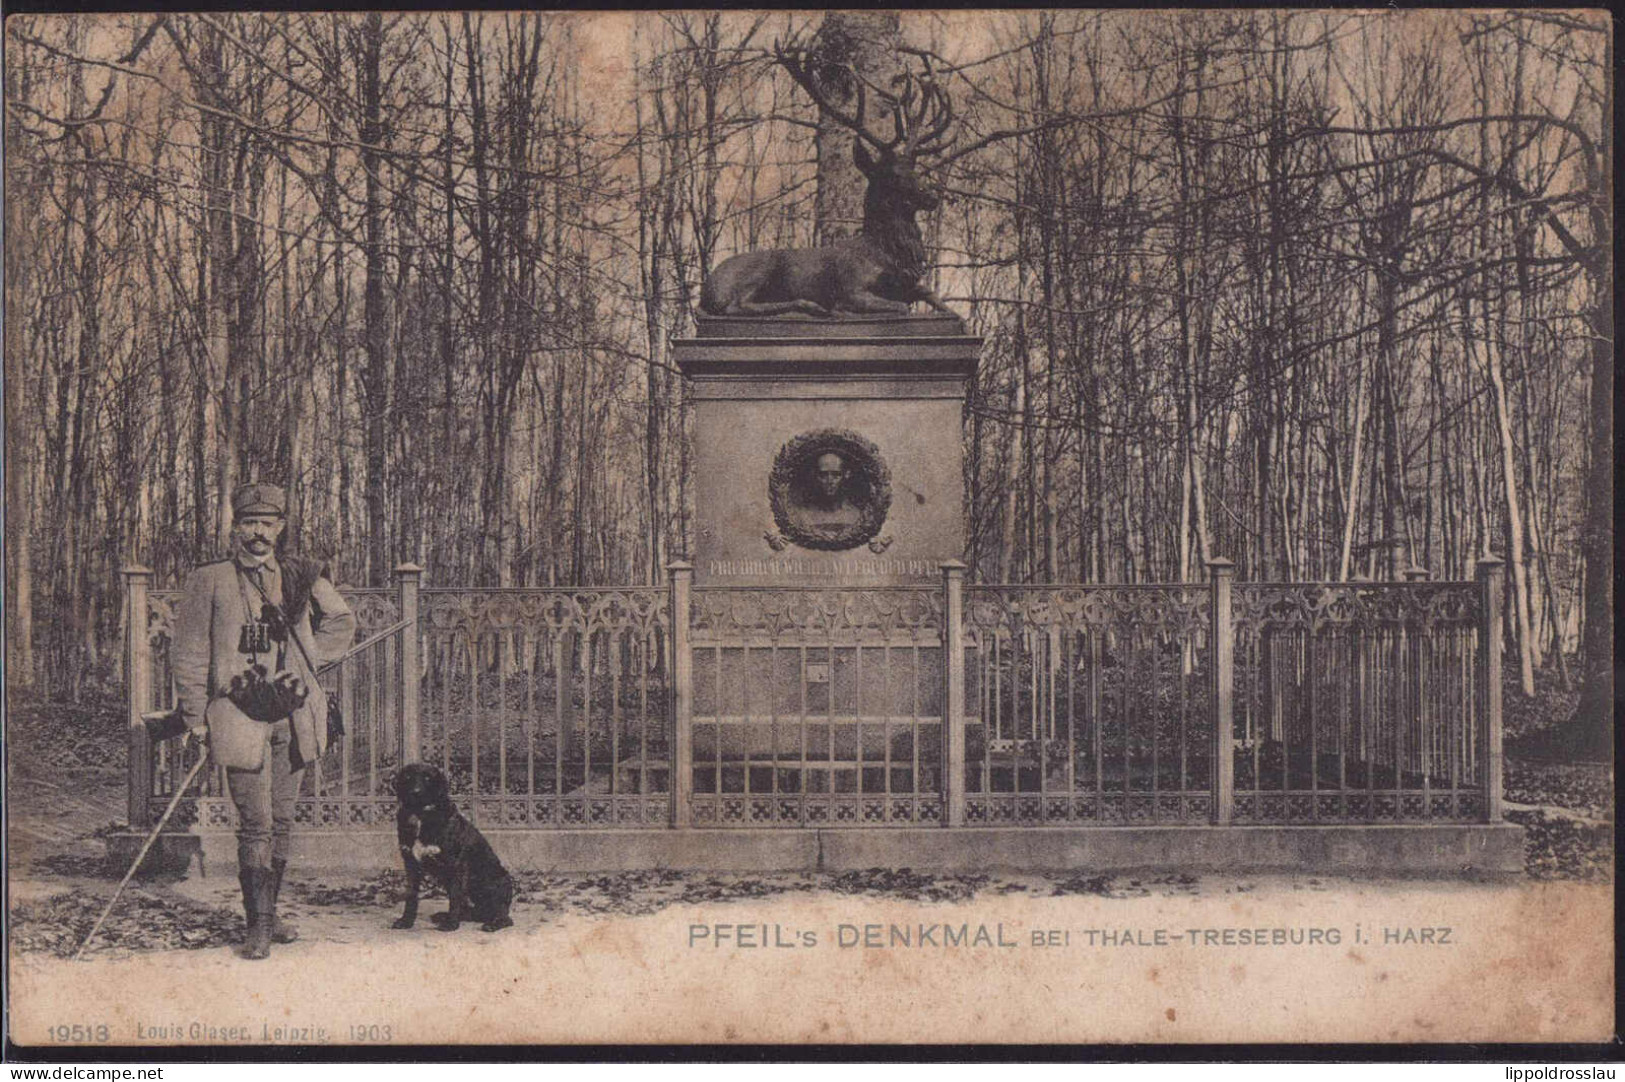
173,484,356,959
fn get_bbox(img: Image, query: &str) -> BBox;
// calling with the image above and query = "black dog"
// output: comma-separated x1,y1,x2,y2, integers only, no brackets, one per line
392,763,514,933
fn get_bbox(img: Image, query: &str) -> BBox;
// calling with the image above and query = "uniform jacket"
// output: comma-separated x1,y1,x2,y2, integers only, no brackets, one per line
173,555,357,771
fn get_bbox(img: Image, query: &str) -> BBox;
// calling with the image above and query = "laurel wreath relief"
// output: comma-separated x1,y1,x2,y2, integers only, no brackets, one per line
766,429,893,552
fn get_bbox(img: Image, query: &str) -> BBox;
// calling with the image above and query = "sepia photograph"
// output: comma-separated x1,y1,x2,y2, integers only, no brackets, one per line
2,8,1614,1050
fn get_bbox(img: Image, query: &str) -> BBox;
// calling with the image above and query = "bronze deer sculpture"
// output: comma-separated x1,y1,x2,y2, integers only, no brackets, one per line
700,49,957,319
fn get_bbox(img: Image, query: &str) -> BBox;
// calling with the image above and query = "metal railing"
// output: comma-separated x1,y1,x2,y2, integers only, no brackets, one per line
685,583,945,827
1230,574,1490,823
418,587,670,828
124,569,417,833
959,582,1214,825
122,558,1505,832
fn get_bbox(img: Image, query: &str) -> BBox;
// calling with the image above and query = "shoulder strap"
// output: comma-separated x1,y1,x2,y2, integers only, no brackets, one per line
242,569,320,678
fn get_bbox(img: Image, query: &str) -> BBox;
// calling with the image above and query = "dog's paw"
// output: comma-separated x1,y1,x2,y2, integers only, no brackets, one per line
429,912,460,931
480,917,514,933
410,841,441,861
391,917,416,930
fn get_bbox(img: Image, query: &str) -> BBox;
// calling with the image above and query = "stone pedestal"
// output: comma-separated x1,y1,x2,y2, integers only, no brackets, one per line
673,313,980,586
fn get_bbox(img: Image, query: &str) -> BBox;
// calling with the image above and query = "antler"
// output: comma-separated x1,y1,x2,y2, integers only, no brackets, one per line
776,39,956,158
890,64,955,157
775,40,891,153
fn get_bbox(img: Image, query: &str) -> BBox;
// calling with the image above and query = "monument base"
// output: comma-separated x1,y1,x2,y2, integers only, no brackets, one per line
108,823,1525,878
674,313,980,587
692,311,966,340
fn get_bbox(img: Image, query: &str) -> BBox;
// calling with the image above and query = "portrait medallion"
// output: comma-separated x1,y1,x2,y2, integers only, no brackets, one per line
766,429,892,552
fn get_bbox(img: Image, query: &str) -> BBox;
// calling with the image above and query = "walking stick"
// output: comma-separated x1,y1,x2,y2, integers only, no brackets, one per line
75,616,415,960
74,747,210,961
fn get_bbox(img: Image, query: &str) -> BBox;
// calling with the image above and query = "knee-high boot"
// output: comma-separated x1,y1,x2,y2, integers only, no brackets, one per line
268,858,299,944
239,866,272,960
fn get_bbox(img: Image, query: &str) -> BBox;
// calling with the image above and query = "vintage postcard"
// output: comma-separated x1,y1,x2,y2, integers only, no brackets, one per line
4,9,1614,1049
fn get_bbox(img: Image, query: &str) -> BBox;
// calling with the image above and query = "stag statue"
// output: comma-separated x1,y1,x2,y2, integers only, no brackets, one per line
700,48,957,319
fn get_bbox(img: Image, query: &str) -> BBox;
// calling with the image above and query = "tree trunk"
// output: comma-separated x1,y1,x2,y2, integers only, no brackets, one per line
5,56,37,687
810,11,900,243
1573,291,1612,753
199,23,238,549
1483,326,1537,695
1572,26,1613,757
359,12,391,584
1337,346,1370,583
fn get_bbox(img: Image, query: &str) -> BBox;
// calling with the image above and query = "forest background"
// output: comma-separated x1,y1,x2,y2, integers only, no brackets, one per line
2,11,1611,750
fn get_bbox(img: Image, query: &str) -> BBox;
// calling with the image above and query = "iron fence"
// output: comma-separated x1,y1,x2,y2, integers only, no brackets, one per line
136,581,408,832
418,588,670,828
1230,581,1487,823
122,559,1505,834
960,585,1213,825
686,586,944,827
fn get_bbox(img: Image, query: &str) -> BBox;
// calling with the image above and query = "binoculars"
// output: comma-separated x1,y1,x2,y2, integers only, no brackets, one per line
237,604,290,655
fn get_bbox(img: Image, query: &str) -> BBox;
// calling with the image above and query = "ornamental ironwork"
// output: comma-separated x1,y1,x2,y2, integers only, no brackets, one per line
149,586,403,641
963,585,1211,641
421,588,669,638
131,574,1498,834
1230,583,1481,634
344,589,403,636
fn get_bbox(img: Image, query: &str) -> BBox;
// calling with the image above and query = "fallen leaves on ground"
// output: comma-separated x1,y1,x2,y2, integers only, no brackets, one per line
1502,753,1612,880
1048,873,1114,896
294,873,432,908
26,851,115,878
822,868,990,904
1505,761,1613,822
1047,872,1200,898
7,695,127,773
290,868,820,918
11,889,241,958
1501,666,1582,744
287,866,1205,916
1507,810,1614,882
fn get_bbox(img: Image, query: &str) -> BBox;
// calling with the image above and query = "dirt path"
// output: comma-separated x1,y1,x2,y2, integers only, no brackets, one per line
8,709,1614,1045
8,875,1612,1045
7,693,1611,1045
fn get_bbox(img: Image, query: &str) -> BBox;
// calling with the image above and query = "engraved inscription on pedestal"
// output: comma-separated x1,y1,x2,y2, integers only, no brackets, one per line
767,429,893,554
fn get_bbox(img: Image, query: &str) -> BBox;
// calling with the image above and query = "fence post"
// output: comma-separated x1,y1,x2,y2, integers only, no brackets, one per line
1477,557,1505,823
942,560,967,828
1207,558,1235,826
123,565,153,831
1404,566,1429,784
395,563,424,765
668,561,693,829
